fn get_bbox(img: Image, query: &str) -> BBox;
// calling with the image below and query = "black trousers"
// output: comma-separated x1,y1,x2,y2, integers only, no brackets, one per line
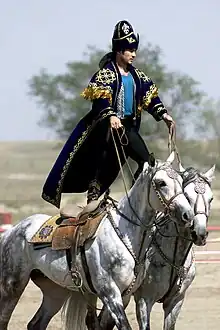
121,117,150,169
87,116,151,201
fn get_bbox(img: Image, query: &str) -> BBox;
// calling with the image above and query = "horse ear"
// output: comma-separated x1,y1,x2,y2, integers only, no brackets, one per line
148,153,155,167
203,164,216,183
178,162,185,173
166,151,175,164
143,162,149,172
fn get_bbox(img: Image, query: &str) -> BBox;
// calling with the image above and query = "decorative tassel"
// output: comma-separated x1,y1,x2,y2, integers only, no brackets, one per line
81,83,112,104
143,84,158,108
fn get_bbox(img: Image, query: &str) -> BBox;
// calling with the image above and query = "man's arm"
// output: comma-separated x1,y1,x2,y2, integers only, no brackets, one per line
139,74,175,126
81,68,117,120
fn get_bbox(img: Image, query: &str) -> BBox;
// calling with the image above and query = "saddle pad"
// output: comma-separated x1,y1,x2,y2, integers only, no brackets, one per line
28,212,107,251
29,214,61,243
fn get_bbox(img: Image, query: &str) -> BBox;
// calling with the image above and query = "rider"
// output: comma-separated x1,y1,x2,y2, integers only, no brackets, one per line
41,20,175,211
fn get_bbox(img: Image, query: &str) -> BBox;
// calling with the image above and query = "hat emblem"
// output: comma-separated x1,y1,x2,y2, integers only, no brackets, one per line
122,23,130,34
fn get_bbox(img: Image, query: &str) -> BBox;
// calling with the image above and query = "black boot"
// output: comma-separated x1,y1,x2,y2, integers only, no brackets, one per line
87,179,100,204
131,154,155,187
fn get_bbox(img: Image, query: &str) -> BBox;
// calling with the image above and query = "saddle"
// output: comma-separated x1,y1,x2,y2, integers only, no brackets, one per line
53,200,107,250
29,200,107,251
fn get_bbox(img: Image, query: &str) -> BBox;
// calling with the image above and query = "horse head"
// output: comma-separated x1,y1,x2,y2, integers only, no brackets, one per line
178,163,215,246
140,151,194,226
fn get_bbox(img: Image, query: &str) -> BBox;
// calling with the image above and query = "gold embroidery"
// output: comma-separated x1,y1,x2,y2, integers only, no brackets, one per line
137,104,142,115
113,31,133,40
81,83,112,105
135,69,151,82
152,102,163,109
43,125,91,207
95,68,116,85
101,110,115,119
29,214,60,243
156,106,165,114
126,37,136,43
152,103,166,116
143,84,158,108
43,109,115,208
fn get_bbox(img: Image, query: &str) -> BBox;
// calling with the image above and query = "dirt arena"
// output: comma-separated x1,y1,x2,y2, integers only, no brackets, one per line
7,232,220,330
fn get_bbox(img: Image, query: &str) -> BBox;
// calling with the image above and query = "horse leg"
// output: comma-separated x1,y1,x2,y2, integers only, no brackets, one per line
27,270,69,330
96,294,131,330
0,232,32,329
134,291,154,330
97,288,132,330
86,303,102,330
0,276,30,330
163,262,196,330
162,294,185,330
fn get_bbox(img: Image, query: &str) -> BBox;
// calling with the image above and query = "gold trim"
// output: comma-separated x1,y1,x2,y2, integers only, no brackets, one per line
143,84,158,108
95,69,116,85
28,214,60,243
43,109,116,208
81,83,112,105
156,106,166,116
43,125,91,207
152,102,163,109
135,69,151,82
101,110,115,119
111,61,119,107
127,37,136,44
113,31,133,41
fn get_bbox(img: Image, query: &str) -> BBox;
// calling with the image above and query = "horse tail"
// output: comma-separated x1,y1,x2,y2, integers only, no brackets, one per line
61,291,88,330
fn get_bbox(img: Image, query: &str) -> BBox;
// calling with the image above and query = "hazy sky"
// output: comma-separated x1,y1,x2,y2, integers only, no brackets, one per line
0,0,219,140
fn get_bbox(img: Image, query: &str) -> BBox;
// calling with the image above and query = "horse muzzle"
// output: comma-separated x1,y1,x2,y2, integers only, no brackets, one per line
190,214,208,246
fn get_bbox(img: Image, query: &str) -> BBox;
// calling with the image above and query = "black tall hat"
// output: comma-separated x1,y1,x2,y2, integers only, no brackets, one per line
112,20,139,52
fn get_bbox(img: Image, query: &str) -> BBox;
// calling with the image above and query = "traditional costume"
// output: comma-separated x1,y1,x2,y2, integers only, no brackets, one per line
42,20,167,209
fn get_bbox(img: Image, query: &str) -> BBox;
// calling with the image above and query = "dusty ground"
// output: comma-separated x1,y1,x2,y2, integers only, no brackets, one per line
7,234,220,330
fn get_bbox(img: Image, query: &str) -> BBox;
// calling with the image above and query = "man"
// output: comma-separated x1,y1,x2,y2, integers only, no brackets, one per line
42,20,175,211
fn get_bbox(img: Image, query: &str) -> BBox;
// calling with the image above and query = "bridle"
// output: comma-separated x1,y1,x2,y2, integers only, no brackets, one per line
152,171,212,303
183,172,211,222
148,162,185,217
110,127,187,227
154,170,212,241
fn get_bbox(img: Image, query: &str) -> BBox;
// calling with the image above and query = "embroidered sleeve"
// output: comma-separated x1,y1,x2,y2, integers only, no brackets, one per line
81,68,118,119
81,68,116,106
136,69,167,121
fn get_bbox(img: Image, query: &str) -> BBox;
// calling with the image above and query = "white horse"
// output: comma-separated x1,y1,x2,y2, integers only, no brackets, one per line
94,162,215,330
0,152,194,330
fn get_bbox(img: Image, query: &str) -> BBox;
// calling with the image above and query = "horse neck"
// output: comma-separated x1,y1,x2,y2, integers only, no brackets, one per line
155,219,192,266
114,176,154,254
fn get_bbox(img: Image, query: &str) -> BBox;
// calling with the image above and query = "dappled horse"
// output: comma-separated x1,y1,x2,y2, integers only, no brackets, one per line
0,152,194,330
95,162,215,330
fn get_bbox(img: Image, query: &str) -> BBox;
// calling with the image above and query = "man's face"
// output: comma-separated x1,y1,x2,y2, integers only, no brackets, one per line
119,49,137,65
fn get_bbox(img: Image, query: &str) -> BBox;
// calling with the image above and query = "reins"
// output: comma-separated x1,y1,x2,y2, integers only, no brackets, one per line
109,122,182,219
110,126,152,229
168,123,181,165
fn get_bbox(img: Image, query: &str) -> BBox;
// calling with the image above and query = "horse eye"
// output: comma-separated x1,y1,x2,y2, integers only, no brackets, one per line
157,180,166,188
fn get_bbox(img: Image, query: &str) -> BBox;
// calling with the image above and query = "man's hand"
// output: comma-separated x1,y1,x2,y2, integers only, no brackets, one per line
110,116,123,129
162,113,175,129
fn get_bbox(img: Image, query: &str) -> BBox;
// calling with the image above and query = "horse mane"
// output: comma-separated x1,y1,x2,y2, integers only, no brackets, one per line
182,166,209,185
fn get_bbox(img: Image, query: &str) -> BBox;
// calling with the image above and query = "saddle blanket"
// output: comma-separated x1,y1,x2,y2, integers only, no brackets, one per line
28,212,106,250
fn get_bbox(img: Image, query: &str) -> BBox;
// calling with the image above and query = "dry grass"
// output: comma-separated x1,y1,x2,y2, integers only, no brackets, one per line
0,140,219,224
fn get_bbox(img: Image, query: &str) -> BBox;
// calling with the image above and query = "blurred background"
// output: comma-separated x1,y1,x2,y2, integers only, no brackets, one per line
1,1,220,328
1,0,220,221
